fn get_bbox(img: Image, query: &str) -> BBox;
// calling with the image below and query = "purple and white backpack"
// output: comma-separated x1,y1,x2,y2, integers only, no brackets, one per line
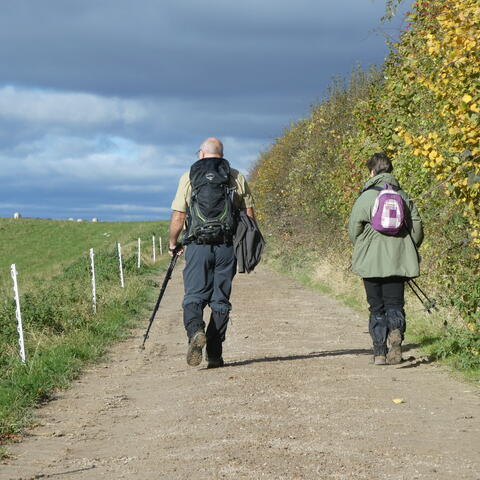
369,184,405,235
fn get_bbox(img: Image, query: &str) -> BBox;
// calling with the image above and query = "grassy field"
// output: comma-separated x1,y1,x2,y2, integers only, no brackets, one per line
0,218,168,288
0,218,170,442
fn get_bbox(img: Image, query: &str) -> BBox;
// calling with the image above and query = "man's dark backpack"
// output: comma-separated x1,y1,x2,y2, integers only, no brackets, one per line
184,157,236,245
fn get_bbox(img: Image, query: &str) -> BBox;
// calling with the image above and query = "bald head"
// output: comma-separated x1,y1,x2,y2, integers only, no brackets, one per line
199,137,223,158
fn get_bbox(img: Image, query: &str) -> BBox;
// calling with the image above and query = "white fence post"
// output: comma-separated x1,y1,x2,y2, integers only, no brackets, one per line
117,242,125,288
152,235,156,262
137,238,141,268
159,236,163,256
89,248,97,314
11,264,26,363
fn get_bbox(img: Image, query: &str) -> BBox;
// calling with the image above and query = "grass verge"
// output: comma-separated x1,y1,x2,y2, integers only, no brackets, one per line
0,256,170,442
0,220,170,442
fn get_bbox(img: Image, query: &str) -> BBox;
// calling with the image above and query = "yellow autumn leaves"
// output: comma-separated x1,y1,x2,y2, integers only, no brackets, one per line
389,0,480,245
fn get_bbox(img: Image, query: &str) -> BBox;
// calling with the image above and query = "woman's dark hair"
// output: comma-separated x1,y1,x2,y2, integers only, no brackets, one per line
366,152,393,175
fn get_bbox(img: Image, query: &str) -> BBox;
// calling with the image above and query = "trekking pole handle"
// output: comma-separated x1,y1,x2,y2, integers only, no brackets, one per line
168,243,184,257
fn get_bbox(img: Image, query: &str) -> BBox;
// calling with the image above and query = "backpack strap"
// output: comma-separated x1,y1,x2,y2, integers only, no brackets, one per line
360,183,400,194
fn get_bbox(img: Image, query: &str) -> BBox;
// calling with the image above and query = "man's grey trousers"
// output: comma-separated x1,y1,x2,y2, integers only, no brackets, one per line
182,243,237,359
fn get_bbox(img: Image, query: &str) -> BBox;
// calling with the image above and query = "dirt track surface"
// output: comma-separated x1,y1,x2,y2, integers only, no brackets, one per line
2,265,479,480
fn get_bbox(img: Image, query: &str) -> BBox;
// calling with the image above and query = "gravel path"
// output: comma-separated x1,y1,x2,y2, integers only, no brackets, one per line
2,265,479,480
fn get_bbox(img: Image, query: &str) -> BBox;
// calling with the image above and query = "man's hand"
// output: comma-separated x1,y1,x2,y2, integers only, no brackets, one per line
168,244,184,257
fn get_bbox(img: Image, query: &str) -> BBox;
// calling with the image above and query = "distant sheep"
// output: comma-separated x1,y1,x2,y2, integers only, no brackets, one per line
68,218,74,221
13,212,22,219
77,219,83,223
91,218,99,222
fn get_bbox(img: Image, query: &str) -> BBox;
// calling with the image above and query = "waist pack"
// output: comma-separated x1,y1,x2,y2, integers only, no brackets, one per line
184,157,236,244
367,183,405,235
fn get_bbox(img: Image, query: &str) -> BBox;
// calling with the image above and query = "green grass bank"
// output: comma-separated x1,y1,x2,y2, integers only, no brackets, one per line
0,218,170,441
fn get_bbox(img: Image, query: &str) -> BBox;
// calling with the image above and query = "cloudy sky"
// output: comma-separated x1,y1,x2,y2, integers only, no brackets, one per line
0,0,409,221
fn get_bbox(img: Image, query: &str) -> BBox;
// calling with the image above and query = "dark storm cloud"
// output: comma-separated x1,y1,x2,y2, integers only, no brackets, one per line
0,0,396,97
0,0,411,220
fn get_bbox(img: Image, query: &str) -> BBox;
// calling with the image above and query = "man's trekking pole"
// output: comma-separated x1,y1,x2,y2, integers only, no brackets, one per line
406,279,438,314
140,246,181,349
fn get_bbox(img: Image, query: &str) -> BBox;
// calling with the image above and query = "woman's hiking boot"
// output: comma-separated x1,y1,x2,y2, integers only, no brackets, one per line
186,330,206,366
369,313,388,365
385,309,405,365
369,313,388,355
387,329,403,365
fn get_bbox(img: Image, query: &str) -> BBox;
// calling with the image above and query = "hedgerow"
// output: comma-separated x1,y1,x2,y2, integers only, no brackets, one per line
250,0,479,368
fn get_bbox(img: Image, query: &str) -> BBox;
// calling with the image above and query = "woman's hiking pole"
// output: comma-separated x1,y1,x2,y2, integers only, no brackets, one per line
406,279,438,314
140,247,180,349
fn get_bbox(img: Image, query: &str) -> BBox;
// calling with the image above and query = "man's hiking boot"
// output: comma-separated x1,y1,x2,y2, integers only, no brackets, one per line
186,331,206,367
386,329,403,365
373,355,387,365
207,356,224,369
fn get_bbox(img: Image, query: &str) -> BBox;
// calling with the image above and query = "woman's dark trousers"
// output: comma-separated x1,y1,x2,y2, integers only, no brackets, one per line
363,277,406,356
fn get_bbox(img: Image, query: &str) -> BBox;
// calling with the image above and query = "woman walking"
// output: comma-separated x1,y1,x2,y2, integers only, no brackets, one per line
348,153,424,365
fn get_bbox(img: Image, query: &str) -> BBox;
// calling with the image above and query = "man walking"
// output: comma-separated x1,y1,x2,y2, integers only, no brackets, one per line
169,137,255,368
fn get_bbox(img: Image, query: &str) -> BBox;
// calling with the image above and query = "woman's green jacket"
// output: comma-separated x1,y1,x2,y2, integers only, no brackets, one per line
348,173,424,279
